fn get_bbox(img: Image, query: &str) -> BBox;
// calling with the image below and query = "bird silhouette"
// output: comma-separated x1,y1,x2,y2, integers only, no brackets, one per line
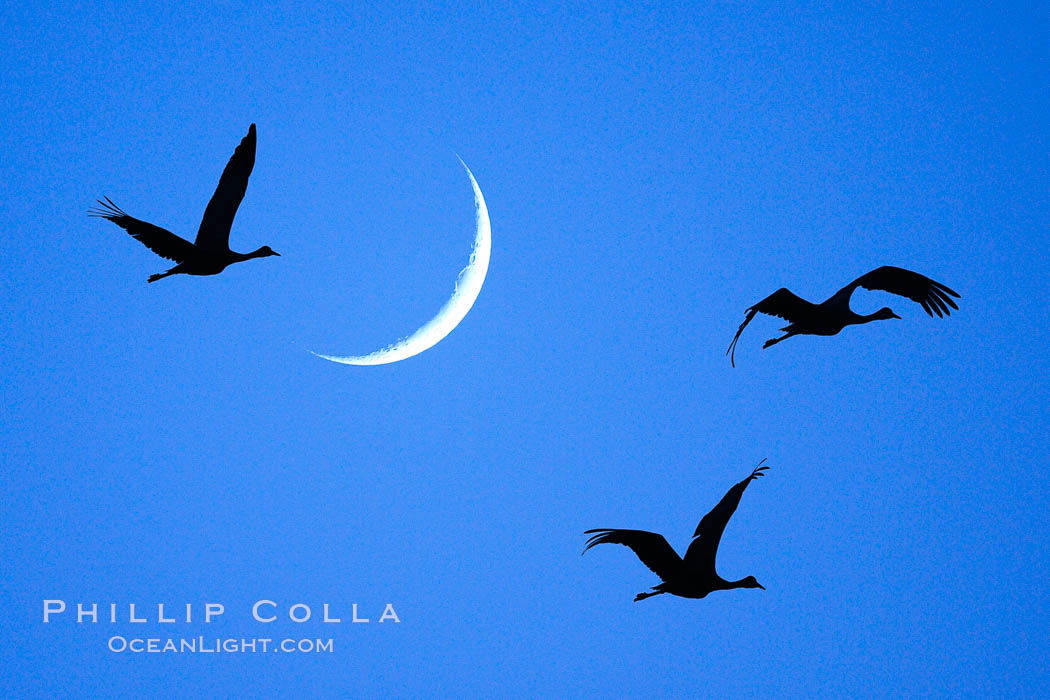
583,460,770,601
727,266,959,366
90,123,279,283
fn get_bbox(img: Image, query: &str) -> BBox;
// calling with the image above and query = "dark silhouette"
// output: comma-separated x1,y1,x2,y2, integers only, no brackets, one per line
727,266,959,366
583,461,770,601
90,124,278,283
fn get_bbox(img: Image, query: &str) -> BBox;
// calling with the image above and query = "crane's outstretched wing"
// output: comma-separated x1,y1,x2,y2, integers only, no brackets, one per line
195,123,256,251
683,461,769,574
842,266,960,318
727,289,816,367
89,197,194,263
583,529,682,582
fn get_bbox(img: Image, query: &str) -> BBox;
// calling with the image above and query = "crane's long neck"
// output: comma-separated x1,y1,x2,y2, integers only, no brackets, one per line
855,311,885,324
720,576,764,591
233,246,270,262
853,308,898,325
831,304,883,328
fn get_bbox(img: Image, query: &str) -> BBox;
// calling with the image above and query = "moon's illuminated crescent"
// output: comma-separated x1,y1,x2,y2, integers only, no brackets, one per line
313,158,490,365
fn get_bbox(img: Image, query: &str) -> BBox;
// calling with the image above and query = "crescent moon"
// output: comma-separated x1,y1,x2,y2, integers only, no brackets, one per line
313,158,491,365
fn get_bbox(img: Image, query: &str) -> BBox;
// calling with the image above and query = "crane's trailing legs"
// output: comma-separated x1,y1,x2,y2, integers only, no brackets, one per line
634,590,666,602
148,266,183,283
762,332,795,349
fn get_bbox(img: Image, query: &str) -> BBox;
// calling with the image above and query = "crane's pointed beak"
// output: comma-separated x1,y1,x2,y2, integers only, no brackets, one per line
757,582,766,590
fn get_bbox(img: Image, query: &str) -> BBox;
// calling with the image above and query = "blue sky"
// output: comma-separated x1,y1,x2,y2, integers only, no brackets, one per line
1,1,1047,696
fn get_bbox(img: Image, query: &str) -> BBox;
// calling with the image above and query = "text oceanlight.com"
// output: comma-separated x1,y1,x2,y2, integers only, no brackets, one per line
107,637,334,654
